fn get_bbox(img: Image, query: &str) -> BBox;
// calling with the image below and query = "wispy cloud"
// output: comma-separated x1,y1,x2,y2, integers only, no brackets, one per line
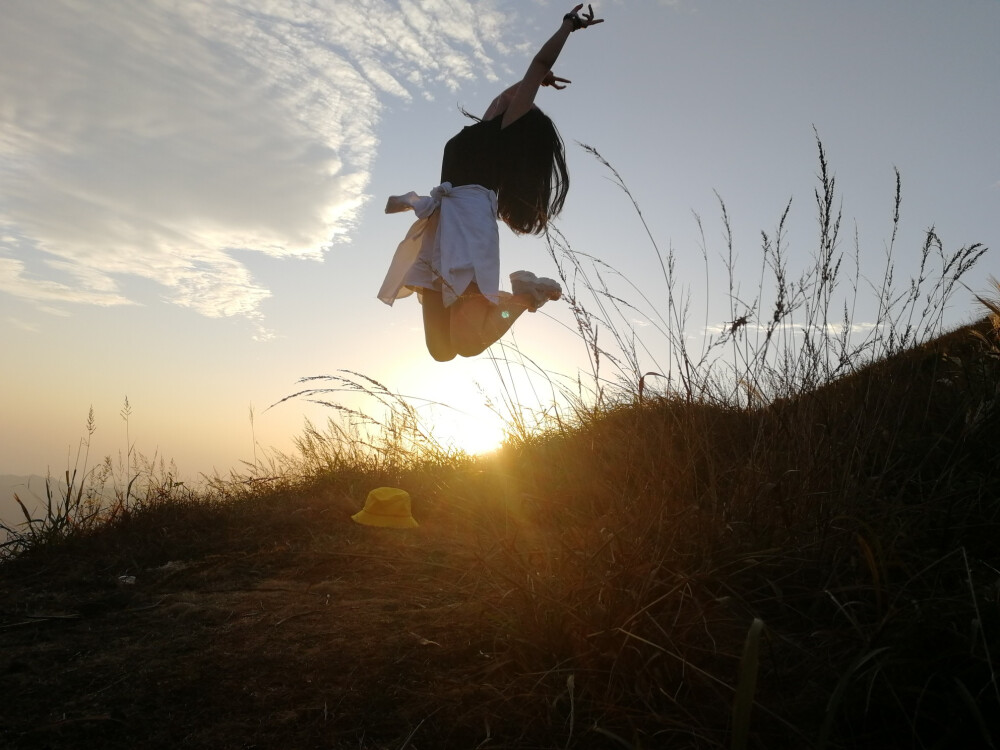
0,0,507,319
4,315,41,333
0,258,134,308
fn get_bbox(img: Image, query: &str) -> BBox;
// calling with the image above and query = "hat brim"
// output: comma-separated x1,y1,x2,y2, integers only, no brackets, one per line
351,510,419,529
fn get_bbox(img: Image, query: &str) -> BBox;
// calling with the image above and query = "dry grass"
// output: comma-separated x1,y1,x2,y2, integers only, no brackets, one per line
1,141,998,749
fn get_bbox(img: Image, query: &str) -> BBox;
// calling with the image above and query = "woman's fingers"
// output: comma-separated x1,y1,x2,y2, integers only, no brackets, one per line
568,4,604,28
582,4,604,26
542,72,572,89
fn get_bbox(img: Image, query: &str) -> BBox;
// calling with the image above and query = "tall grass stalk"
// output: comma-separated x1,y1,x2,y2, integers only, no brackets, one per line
2,407,98,555
731,617,764,750
271,370,473,478
534,134,987,413
1,403,190,558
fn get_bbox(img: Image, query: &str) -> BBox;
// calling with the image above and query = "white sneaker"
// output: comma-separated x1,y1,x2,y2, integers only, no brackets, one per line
510,270,562,312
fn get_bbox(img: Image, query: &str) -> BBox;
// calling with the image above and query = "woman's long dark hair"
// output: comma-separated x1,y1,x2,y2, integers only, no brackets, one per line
497,108,570,235
463,107,570,235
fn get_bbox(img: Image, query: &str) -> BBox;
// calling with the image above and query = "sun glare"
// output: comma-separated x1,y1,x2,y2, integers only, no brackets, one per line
382,360,516,457
423,402,507,456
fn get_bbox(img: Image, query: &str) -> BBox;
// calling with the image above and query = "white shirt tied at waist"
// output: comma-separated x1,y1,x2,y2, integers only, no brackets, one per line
378,182,500,308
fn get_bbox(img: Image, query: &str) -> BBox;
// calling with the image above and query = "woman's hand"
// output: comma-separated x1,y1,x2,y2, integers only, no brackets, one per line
499,3,602,127
564,4,604,31
541,71,571,90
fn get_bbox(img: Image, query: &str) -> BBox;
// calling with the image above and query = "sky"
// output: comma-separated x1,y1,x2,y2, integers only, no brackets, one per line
2,0,998,511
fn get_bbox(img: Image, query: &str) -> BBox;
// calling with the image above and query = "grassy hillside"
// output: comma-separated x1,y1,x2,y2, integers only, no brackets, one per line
2,144,997,748
1,312,997,749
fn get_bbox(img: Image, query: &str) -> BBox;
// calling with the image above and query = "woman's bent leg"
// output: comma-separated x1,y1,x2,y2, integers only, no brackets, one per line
449,288,535,357
420,291,457,361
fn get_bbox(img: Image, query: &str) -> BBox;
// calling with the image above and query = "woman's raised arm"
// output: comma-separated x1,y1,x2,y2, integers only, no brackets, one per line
492,4,604,128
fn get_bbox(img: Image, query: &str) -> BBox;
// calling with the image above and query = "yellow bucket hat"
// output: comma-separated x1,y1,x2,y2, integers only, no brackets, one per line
351,487,418,528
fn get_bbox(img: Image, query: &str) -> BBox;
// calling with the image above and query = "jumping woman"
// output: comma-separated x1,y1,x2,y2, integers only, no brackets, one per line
378,4,604,362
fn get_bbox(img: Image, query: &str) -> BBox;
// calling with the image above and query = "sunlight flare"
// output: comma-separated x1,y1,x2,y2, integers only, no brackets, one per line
423,403,506,456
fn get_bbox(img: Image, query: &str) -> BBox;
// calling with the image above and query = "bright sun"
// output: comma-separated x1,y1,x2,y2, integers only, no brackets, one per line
424,403,507,455
384,359,515,457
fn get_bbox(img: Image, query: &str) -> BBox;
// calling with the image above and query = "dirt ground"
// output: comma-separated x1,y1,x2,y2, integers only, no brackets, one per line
0,485,539,750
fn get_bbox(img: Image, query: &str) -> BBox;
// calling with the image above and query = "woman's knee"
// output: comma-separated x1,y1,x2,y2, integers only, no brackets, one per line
427,344,457,362
449,321,490,357
424,331,458,361
452,337,487,358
